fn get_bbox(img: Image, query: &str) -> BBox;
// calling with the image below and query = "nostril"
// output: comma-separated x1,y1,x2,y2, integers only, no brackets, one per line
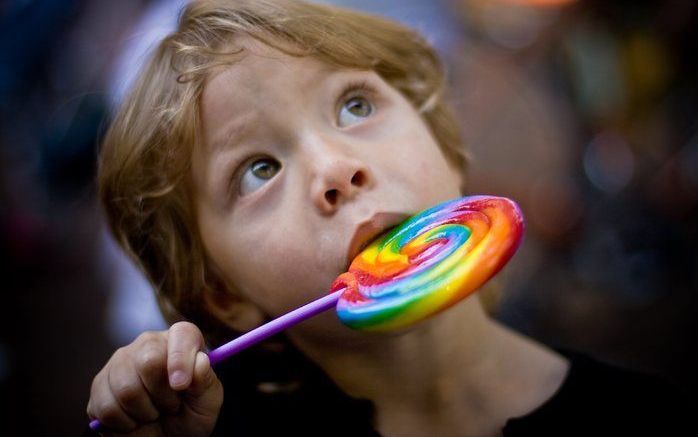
325,189,338,204
351,172,364,186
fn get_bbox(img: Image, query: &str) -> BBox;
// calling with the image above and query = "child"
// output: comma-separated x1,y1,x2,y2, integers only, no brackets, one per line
86,0,693,435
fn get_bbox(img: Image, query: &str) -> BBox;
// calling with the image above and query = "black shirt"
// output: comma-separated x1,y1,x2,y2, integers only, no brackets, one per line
84,345,695,436
502,348,695,436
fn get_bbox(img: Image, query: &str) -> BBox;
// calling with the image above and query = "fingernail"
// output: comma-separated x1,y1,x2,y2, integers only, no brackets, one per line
170,370,187,388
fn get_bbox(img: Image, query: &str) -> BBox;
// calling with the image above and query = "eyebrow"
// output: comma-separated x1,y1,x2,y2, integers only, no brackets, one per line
208,68,372,152
209,112,255,156
204,113,258,202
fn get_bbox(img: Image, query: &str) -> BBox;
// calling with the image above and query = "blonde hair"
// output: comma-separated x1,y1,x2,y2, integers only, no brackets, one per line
98,0,470,345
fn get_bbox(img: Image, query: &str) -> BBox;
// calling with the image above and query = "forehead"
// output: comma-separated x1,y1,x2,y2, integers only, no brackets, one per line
201,37,337,121
199,37,350,150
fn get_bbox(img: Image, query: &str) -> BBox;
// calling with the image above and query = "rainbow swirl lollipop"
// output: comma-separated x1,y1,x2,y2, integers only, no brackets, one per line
330,195,524,331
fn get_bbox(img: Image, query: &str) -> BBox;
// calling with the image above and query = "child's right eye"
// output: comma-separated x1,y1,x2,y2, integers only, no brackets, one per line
238,157,281,196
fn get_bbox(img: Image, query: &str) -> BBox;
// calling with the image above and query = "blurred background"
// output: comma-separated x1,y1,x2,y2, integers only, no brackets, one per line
1,0,696,434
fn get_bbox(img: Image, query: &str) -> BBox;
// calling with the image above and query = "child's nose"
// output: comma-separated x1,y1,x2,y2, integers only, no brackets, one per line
310,152,372,215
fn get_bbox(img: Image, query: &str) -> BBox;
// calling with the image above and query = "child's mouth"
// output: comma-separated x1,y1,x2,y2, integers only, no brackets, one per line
345,212,409,268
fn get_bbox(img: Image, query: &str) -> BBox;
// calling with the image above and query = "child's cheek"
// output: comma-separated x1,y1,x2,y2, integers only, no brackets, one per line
234,224,341,314
273,228,342,286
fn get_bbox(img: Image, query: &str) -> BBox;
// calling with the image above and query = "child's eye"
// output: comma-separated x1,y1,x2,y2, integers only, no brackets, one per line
238,157,281,196
338,96,373,127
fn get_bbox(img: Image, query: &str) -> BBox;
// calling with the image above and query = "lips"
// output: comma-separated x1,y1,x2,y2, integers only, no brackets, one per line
345,212,411,268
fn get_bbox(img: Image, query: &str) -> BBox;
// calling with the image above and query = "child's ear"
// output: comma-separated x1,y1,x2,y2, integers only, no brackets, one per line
202,265,266,333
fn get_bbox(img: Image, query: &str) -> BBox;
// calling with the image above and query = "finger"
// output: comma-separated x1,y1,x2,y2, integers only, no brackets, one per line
87,366,108,420
108,353,160,423
187,351,222,401
132,334,182,415
167,321,204,390
183,352,224,430
90,368,138,433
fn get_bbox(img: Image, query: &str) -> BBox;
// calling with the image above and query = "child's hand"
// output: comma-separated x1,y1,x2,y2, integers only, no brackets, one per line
86,322,223,436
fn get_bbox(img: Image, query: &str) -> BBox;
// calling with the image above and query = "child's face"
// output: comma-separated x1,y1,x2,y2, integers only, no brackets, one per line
191,37,463,331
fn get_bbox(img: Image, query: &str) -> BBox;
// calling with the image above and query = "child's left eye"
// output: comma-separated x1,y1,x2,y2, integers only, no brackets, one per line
338,96,373,127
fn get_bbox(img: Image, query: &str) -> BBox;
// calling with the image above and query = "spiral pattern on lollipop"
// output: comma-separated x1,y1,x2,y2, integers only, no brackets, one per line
330,195,524,331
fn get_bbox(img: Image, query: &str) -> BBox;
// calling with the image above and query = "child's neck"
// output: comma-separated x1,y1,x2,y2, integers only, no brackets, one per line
288,299,570,437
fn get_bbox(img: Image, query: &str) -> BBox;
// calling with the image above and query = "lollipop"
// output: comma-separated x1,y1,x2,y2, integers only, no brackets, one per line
331,195,524,331
205,194,523,361
88,195,523,432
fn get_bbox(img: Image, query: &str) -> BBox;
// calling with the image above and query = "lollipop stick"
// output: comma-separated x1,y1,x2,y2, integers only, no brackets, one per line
89,288,344,432
207,288,343,365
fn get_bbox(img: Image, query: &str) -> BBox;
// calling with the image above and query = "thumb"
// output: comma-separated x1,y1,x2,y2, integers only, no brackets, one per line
183,352,223,417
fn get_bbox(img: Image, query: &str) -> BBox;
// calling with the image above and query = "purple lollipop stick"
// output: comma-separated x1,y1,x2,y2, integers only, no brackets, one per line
89,288,345,432
208,289,343,365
